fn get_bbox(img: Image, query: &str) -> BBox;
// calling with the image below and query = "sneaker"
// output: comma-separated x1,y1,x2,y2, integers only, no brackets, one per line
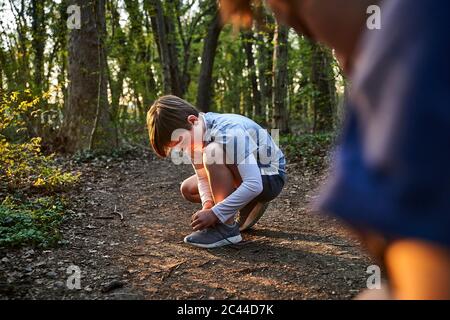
184,222,242,249
237,201,269,232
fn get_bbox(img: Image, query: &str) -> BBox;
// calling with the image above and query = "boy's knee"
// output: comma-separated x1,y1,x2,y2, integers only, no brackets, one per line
180,180,194,200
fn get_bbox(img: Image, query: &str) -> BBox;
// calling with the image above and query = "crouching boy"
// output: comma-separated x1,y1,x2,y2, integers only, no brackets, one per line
147,95,286,248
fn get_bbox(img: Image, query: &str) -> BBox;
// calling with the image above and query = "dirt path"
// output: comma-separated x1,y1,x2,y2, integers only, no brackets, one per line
0,152,372,300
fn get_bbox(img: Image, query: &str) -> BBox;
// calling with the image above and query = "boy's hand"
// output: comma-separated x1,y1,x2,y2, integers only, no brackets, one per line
191,209,218,231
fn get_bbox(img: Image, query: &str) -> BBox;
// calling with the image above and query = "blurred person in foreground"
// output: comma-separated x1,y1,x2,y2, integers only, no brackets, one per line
219,0,450,299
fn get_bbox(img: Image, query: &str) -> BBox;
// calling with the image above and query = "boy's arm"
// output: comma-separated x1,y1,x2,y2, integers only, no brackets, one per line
193,164,214,208
211,153,263,223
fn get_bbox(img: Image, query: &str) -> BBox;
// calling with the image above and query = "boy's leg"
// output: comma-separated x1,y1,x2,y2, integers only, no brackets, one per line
203,143,241,224
385,239,450,300
180,174,201,203
183,142,242,248
203,143,279,230
238,201,269,231
204,155,268,230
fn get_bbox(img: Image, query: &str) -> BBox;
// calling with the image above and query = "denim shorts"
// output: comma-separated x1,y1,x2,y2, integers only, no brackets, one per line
254,171,287,203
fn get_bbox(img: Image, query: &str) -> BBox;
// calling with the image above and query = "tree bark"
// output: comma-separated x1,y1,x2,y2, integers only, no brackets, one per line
31,0,45,91
148,0,182,96
242,30,262,119
256,14,275,124
271,23,289,133
196,12,223,112
310,43,336,133
165,0,183,96
126,0,157,107
0,64,3,91
61,0,117,153
148,0,172,95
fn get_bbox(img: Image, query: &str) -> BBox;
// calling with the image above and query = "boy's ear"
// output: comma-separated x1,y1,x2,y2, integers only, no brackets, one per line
187,115,198,125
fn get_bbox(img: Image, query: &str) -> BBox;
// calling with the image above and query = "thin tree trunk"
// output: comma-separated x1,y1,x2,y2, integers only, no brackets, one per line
31,0,45,91
165,0,182,96
310,43,336,133
124,0,157,107
148,0,182,96
242,30,262,119
271,23,289,133
56,0,69,118
196,12,222,112
256,14,274,125
148,0,172,95
0,66,3,91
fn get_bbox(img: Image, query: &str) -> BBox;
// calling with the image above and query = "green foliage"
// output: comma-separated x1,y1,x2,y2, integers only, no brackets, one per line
0,91,79,193
0,90,42,139
0,137,79,193
280,133,335,171
0,91,79,248
0,195,66,248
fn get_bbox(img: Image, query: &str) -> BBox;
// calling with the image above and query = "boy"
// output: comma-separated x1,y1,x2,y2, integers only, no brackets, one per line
220,0,450,299
147,95,286,248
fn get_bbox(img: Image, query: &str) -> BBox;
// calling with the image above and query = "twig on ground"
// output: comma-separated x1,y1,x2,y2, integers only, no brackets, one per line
94,216,115,220
160,260,187,281
113,205,124,220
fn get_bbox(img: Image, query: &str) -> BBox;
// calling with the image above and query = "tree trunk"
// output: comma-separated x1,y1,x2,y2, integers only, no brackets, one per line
242,30,262,119
148,0,172,95
0,65,3,91
148,0,182,96
165,0,182,96
256,13,274,125
61,0,117,153
196,12,222,112
310,43,336,133
124,0,157,109
31,0,45,91
56,0,69,116
271,23,289,133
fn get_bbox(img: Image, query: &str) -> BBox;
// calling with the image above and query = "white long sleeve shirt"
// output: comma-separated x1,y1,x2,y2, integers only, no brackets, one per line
211,153,263,223
193,112,286,223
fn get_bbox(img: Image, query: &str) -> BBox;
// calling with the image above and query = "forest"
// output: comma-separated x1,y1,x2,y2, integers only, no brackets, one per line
0,0,361,300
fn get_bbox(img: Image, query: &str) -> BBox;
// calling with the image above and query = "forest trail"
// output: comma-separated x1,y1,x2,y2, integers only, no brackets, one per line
0,152,371,299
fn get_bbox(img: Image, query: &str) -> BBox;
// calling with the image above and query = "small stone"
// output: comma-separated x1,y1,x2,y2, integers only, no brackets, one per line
46,271,57,278
34,261,46,267
101,280,125,293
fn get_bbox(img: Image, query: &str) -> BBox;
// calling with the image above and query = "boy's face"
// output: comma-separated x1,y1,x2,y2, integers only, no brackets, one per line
168,115,204,157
